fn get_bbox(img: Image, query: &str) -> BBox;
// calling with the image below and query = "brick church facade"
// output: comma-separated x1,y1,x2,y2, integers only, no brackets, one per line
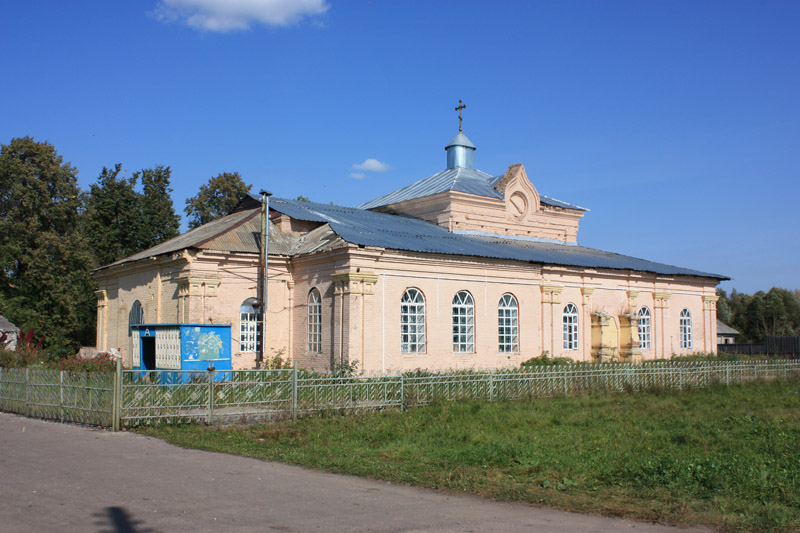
93,123,726,372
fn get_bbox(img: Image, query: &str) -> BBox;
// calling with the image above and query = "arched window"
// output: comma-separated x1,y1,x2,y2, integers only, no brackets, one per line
452,291,475,353
400,288,426,353
563,303,579,350
308,288,322,353
240,298,262,353
498,294,519,353
637,307,651,349
680,309,692,349
129,300,144,333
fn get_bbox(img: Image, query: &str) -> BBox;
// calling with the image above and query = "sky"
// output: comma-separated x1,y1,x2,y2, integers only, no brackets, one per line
1,0,798,294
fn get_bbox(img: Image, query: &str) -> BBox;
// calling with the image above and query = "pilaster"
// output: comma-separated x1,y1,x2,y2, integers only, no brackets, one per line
703,295,719,353
95,290,108,351
541,285,563,356
581,288,595,361
175,275,221,323
331,271,378,370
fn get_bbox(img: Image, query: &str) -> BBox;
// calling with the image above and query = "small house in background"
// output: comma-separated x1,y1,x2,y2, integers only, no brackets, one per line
0,315,20,351
716,319,739,344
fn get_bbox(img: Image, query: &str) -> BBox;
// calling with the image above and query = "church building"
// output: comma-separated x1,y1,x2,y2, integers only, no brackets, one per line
93,110,726,373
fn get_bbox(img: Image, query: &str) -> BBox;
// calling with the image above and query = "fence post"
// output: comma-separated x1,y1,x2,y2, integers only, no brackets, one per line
563,370,568,396
725,363,730,387
678,366,683,391
292,360,298,421
60,371,65,424
112,358,122,431
489,373,495,402
25,368,30,417
86,372,92,413
207,367,215,425
400,375,405,411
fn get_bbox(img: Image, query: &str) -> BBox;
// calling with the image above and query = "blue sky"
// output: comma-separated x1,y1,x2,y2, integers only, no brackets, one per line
1,0,798,294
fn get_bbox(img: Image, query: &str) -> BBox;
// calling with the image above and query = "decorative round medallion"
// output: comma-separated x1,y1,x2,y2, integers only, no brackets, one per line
509,191,528,218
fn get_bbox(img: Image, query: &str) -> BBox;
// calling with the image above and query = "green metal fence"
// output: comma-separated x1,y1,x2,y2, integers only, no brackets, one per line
0,366,114,427
2,359,799,429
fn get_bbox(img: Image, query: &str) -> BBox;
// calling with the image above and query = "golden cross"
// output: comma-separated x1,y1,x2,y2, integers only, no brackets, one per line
455,99,466,132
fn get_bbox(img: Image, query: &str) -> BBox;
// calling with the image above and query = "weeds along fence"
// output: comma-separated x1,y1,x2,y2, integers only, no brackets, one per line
2,360,800,429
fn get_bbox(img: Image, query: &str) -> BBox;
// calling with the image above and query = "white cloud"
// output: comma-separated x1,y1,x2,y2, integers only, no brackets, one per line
153,0,329,32
349,172,366,179
352,158,390,172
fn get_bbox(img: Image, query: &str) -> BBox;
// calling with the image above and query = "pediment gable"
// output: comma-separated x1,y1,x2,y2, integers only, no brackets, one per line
494,164,541,220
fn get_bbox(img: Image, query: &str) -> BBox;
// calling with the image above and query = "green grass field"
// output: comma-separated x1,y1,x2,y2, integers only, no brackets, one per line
139,378,800,532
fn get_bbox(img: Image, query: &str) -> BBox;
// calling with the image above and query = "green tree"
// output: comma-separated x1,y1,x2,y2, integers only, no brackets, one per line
184,171,251,229
0,137,96,353
720,287,800,343
135,165,180,250
716,288,731,324
85,164,142,267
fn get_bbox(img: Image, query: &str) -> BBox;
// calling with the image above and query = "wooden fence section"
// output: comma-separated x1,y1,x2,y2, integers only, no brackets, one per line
718,344,767,356
719,336,800,358
766,336,800,356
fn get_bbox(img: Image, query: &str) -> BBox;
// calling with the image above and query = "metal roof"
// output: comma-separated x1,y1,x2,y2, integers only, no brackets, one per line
445,132,476,150
94,209,259,270
93,206,341,271
716,319,739,336
356,167,586,211
0,315,19,333
270,198,727,279
98,194,725,280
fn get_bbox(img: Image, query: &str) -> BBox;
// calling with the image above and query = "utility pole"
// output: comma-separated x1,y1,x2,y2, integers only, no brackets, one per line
257,189,272,368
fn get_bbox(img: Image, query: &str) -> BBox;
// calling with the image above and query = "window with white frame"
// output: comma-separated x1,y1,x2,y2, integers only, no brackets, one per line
637,307,651,349
308,288,322,353
239,298,262,353
452,291,475,353
498,294,519,353
400,288,426,353
680,308,692,349
563,303,579,350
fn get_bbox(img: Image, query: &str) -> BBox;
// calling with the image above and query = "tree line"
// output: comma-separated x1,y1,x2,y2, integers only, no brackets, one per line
716,287,800,344
0,137,250,356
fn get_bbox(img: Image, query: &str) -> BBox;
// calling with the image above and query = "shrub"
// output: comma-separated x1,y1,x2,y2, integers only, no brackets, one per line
521,352,573,367
0,328,47,368
45,353,117,373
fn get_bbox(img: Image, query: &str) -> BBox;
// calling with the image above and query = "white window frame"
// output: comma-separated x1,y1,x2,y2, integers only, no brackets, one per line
680,309,692,349
400,288,426,353
308,288,322,353
637,307,651,349
239,298,262,353
563,303,579,350
498,294,519,353
452,291,475,353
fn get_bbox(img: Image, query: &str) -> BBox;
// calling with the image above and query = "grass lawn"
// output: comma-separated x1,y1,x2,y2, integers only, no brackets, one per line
138,378,800,532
